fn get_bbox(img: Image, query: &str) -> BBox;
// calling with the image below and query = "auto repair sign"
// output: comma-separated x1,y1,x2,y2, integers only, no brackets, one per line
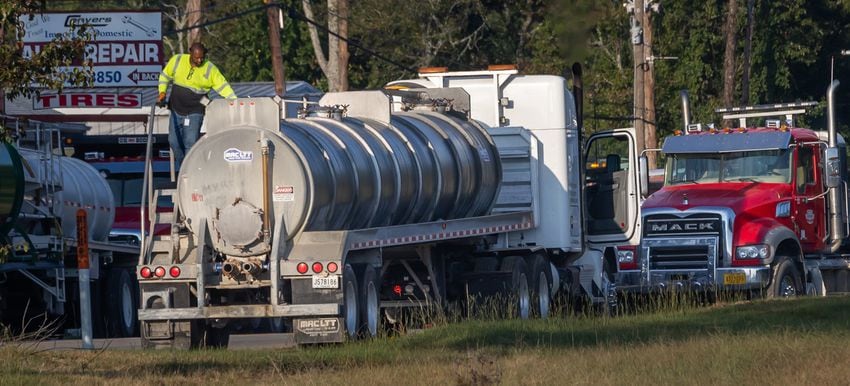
20,11,162,87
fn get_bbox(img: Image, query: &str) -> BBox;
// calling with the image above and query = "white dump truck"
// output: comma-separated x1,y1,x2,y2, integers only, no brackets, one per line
136,68,644,347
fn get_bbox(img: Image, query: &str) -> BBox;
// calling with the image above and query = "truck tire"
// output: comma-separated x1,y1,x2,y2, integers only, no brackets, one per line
359,264,381,338
343,264,360,340
106,268,139,337
510,258,531,320
529,255,553,319
767,257,802,298
602,255,619,316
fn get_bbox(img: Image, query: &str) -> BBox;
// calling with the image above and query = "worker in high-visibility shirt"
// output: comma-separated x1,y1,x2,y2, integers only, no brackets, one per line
157,43,236,169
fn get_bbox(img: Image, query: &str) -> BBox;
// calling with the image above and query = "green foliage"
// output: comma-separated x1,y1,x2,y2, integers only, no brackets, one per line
0,0,93,101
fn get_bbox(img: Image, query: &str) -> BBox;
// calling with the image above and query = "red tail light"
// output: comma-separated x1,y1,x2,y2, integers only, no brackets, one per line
169,266,181,278
140,266,152,278
616,245,638,271
312,262,323,273
393,284,402,296
296,262,308,274
326,262,338,273
154,266,166,278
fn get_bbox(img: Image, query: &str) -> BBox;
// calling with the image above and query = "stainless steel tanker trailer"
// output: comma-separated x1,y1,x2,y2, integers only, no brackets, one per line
0,117,141,338
136,68,645,348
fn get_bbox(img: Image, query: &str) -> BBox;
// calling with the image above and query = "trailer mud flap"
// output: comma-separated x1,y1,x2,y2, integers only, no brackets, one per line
143,320,173,340
293,317,344,344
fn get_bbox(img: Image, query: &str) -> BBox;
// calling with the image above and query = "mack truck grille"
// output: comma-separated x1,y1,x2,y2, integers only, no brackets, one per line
643,213,723,271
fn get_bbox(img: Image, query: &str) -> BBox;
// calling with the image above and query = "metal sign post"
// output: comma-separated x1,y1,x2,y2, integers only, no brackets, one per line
76,209,94,350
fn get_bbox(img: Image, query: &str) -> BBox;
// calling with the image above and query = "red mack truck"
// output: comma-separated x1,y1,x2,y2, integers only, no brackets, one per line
620,82,850,297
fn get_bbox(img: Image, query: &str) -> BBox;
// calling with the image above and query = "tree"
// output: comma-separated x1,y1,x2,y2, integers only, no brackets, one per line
185,0,202,44
303,0,350,92
0,0,92,102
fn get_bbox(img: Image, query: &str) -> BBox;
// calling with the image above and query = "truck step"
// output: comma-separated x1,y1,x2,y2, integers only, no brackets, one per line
153,211,174,225
154,188,177,197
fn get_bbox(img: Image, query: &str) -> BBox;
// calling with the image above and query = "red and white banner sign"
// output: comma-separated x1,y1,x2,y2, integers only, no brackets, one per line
20,11,162,87
33,93,143,109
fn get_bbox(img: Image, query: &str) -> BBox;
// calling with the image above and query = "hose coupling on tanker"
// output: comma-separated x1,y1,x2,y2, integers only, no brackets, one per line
221,257,267,278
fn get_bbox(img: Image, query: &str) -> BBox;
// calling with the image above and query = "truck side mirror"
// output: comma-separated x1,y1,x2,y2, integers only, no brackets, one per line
825,147,841,189
639,154,649,197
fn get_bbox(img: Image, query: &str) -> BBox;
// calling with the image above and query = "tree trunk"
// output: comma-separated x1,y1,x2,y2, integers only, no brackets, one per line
266,2,286,97
643,5,657,169
722,0,738,113
302,0,349,92
186,0,202,44
740,0,755,106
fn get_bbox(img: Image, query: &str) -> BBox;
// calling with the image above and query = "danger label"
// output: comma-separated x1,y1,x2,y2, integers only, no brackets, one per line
273,186,295,202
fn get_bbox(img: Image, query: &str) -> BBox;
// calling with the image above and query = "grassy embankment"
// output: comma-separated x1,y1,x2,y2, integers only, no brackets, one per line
1,296,849,385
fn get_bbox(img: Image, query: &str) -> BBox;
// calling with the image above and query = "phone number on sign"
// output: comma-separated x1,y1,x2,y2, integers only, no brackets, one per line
93,70,122,84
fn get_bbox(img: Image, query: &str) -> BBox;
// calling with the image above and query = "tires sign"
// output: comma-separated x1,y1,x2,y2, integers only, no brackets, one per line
20,11,162,88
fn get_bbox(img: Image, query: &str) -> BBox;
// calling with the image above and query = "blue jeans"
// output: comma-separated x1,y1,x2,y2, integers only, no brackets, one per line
168,112,204,170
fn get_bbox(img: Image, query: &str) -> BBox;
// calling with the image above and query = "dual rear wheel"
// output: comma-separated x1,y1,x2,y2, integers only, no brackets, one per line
342,264,382,340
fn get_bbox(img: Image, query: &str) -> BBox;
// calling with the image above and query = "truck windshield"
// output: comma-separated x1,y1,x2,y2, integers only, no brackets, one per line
666,149,791,185
108,174,174,208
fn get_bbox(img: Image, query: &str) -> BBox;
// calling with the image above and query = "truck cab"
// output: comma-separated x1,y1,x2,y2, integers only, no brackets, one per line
626,93,850,297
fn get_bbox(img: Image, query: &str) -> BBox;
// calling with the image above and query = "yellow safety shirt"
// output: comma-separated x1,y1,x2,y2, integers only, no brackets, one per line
158,54,236,114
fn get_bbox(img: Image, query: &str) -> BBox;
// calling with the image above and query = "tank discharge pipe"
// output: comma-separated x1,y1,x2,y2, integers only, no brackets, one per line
222,261,240,276
241,260,262,275
827,80,846,251
261,135,271,241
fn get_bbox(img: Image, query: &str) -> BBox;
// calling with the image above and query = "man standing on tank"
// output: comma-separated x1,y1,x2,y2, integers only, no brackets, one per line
157,43,237,170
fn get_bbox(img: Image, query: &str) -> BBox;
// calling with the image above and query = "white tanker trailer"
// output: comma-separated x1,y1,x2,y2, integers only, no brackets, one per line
137,68,645,347
0,120,141,338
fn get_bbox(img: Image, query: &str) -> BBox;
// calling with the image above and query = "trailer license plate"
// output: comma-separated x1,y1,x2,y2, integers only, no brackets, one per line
723,273,746,285
312,275,339,289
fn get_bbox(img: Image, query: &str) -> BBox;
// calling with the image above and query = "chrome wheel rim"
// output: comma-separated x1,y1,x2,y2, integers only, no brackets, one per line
366,281,378,337
518,273,530,319
537,271,550,319
780,275,797,297
121,279,134,331
345,279,358,338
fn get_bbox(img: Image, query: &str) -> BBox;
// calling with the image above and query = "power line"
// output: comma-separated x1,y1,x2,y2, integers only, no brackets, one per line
282,3,417,73
163,1,416,74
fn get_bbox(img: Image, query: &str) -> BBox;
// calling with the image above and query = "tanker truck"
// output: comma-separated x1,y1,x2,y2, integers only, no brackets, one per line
0,116,141,338
623,82,850,297
137,67,645,348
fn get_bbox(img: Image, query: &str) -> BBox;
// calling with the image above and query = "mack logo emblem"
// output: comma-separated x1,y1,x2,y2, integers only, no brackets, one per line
648,221,718,234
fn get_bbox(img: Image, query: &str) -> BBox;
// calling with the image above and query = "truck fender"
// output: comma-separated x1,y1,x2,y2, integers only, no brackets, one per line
762,226,802,265
740,218,801,265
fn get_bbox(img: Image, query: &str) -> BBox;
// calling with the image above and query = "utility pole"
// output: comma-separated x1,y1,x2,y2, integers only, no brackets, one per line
643,1,658,169
265,1,286,97
628,0,646,156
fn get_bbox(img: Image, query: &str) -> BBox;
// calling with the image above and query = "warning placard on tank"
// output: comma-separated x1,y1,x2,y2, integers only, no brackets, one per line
273,186,295,202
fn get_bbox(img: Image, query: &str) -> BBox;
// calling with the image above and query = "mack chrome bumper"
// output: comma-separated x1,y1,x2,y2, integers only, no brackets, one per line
616,266,771,293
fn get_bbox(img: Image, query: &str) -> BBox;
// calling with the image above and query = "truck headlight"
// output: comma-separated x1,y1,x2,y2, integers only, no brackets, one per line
616,248,634,263
736,245,769,259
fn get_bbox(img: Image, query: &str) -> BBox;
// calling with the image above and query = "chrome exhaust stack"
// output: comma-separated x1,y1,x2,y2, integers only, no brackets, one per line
680,90,692,130
826,80,846,252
